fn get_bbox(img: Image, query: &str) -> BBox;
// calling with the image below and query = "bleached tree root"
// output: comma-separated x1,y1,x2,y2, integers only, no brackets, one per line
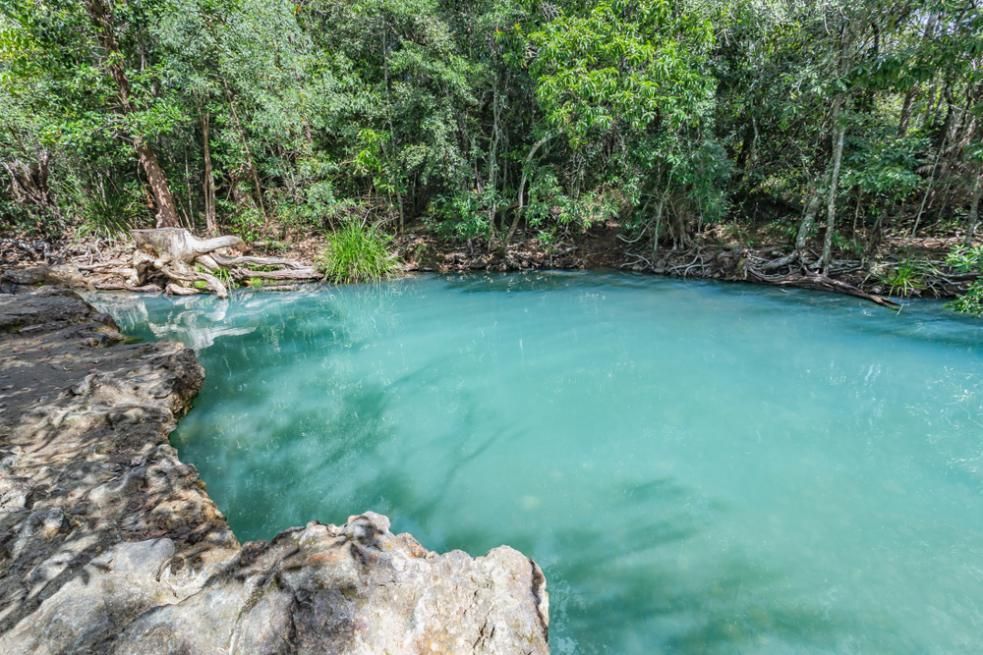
128,228,320,297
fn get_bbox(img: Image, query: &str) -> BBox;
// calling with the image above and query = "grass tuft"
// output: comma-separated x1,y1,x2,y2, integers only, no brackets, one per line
317,222,397,284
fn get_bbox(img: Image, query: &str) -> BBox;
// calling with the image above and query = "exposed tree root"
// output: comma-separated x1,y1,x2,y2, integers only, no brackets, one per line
742,250,900,308
745,267,900,309
124,228,320,297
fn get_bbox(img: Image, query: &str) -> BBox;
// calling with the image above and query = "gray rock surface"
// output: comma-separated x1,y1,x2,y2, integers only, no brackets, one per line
0,286,549,654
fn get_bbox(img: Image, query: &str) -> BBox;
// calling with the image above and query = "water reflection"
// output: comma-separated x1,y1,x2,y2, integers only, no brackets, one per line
88,292,254,351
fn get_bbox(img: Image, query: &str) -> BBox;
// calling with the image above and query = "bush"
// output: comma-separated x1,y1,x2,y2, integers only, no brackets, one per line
425,192,492,242
946,245,983,315
950,281,983,316
317,222,397,284
225,205,265,243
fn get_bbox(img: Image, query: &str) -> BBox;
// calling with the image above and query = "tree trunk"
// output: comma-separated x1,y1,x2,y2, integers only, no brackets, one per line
84,0,180,229
2,152,59,218
506,135,552,244
486,81,502,248
134,141,181,228
796,187,823,255
221,79,267,224
968,166,982,245
821,121,846,274
201,112,218,235
897,87,917,137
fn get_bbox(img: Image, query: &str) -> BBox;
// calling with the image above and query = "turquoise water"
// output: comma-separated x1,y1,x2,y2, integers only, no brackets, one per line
100,273,983,654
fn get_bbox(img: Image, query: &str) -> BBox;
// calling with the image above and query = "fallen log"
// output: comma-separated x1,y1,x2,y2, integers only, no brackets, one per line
233,267,322,281
747,268,900,309
212,253,307,270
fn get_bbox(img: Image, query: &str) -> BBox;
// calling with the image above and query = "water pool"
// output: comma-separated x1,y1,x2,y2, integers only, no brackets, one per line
100,273,983,654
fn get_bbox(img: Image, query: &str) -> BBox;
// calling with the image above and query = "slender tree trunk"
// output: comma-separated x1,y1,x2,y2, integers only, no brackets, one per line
84,0,180,229
897,16,936,137
912,134,945,237
820,17,855,275
221,79,267,224
968,166,982,245
201,112,218,235
506,135,552,244
486,82,502,248
380,28,404,232
795,188,823,255
898,87,917,137
651,175,671,261
821,120,846,275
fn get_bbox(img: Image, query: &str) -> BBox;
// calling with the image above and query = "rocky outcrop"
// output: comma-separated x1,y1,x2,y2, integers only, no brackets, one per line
0,286,549,654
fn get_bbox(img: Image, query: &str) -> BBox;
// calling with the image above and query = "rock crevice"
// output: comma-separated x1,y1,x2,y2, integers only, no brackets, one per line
0,286,549,655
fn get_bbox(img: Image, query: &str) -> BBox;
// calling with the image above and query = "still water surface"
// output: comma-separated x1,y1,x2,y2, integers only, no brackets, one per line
100,273,983,654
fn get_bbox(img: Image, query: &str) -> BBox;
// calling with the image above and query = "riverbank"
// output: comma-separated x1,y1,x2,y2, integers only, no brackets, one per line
3,223,978,306
0,283,549,654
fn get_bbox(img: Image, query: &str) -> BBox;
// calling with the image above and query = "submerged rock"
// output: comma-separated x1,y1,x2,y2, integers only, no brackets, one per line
0,286,549,654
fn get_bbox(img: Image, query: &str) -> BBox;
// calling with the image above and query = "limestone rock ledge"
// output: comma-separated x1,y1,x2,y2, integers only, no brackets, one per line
0,286,549,655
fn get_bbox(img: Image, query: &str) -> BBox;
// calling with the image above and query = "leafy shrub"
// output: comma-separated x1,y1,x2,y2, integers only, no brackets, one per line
226,205,264,243
946,245,983,274
425,192,492,242
950,282,983,315
318,222,397,284
946,245,983,315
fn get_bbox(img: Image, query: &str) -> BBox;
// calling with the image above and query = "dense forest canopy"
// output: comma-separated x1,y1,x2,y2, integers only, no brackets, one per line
1,0,981,267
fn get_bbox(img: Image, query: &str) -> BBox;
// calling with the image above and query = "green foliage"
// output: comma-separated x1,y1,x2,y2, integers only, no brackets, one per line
195,263,237,290
950,282,983,316
212,266,236,289
946,246,983,316
1,0,979,256
226,205,265,243
530,0,715,145
842,135,924,203
78,182,145,240
946,245,983,275
882,260,923,298
427,192,492,241
317,222,397,284
832,232,865,258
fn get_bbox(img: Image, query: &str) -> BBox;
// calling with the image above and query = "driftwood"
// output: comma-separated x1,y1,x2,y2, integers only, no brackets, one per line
231,267,321,281
746,267,900,309
129,228,319,297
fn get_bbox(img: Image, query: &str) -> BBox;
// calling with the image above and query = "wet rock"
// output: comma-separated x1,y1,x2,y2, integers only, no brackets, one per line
0,287,549,655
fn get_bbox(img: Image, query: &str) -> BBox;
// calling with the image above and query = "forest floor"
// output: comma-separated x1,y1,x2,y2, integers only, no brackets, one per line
1,222,978,305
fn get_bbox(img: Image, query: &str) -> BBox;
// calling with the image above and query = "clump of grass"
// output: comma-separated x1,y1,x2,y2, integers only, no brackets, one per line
317,222,397,284
882,260,923,297
194,263,237,291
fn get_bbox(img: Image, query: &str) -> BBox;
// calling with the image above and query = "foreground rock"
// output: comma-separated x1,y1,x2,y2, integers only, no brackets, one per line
0,286,549,654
